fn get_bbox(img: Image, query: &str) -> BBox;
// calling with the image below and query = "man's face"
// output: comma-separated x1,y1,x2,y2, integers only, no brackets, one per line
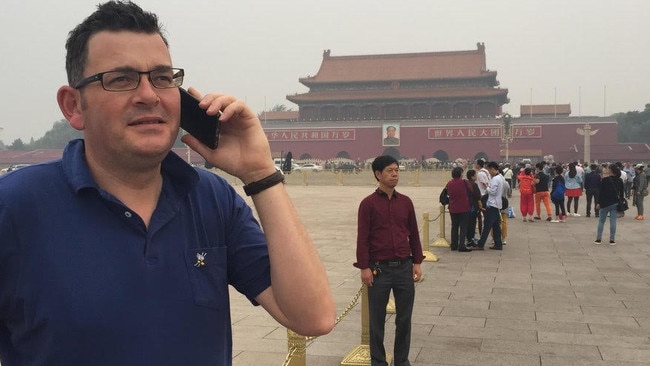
376,163,399,188
487,166,499,177
76,31,180,166
386,127,396,138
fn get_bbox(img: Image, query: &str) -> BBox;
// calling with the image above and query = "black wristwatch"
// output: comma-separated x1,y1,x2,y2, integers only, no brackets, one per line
243,170,285,196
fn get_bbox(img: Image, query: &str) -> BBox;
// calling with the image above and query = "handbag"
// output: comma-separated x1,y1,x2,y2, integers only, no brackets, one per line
610,178,628,212
617,196,629,212
439,187,450,205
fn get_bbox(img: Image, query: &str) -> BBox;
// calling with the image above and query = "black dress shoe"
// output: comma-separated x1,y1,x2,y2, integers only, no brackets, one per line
450,247,458,251
488,246,502,250
458,247,473,252
472,246,484,251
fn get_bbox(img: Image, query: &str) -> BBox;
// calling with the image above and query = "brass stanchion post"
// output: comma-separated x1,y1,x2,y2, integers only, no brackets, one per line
287,329,306,366
302,171,308,186
431,205,450,247
341,285,392,366
422,212,439,261
386,297,395,314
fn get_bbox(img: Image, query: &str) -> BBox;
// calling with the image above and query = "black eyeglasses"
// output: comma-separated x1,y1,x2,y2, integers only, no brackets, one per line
74,68,184,91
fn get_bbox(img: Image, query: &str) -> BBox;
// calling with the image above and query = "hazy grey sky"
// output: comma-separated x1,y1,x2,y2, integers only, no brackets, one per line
1,0,648,143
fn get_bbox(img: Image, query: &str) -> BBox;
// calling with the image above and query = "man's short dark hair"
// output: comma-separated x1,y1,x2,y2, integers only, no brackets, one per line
65,0,168,86
476,159,485,168
371,155,398,179
451,167,463,178
486,161,499,170
609,163,621,177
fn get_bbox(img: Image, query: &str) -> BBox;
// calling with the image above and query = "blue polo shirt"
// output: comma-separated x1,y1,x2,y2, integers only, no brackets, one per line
0,139,271,366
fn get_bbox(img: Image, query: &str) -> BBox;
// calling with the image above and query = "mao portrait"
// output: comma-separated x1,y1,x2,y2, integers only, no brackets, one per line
382,124,400,146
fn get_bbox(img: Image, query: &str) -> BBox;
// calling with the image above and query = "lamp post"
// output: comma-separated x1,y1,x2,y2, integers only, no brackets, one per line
500,113,513,162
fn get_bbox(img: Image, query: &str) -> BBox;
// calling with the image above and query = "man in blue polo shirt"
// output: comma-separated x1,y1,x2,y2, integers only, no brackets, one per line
0,1,334,365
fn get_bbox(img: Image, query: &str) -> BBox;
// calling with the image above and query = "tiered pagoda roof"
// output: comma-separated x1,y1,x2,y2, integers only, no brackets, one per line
287,43,508,104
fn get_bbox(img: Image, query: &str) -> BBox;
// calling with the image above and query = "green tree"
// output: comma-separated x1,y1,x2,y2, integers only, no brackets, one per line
9,138,25,150
30,120,83,149
615,103,650,142
271,104,292,112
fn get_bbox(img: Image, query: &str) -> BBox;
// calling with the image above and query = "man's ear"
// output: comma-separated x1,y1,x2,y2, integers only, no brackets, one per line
57,86,84,131
374,170,381,181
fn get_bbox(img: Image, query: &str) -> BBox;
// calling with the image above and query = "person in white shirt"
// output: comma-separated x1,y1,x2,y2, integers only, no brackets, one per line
503,163,514,198
475,159,490,196
474,161,505,250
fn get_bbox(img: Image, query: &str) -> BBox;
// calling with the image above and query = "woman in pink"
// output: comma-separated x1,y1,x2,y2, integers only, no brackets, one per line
518,167,536,222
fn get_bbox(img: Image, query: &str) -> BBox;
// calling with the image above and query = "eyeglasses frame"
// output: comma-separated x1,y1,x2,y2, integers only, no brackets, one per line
73,67,185,91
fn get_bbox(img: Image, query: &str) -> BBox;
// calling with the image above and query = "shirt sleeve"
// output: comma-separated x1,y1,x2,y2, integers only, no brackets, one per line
354,198,371,269
407,202,425,264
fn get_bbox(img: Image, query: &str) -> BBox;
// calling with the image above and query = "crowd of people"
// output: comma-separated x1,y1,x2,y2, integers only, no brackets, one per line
442,159,648,251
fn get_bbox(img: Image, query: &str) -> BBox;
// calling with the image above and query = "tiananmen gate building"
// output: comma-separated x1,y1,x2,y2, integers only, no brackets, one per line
261,43,649,164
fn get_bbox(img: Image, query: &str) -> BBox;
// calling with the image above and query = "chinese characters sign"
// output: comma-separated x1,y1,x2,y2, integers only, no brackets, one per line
428,125,542,139
266,129,356,141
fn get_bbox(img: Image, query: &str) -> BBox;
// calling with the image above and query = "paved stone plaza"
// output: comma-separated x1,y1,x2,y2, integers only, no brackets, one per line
226,170,649,366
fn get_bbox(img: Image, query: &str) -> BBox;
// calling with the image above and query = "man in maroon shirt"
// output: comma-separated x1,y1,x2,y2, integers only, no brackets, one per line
355,155,425,366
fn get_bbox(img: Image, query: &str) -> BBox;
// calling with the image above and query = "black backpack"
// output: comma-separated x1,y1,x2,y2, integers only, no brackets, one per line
481,193,508,210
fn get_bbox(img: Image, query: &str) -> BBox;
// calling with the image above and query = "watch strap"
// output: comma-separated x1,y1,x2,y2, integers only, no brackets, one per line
243,170,285,196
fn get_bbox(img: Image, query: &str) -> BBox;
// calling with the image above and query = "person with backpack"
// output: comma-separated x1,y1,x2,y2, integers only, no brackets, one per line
550,165,567,222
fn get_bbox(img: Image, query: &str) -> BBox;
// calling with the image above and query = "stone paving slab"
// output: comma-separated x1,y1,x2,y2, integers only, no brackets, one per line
219,171,650,366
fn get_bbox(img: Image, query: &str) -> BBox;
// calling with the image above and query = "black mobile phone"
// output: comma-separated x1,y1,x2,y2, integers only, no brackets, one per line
179,88,220,149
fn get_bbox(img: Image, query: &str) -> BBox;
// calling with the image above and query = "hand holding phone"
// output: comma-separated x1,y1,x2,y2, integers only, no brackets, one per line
180,88,220,149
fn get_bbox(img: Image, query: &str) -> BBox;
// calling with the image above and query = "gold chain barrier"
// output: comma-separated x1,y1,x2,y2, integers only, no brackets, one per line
430,205,450,247
283,285,364,366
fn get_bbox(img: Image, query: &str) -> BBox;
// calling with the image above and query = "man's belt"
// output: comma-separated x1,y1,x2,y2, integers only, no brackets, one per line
377,258,411,267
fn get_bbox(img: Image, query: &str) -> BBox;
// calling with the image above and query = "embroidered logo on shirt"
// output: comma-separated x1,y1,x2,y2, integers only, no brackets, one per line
194,252,207,267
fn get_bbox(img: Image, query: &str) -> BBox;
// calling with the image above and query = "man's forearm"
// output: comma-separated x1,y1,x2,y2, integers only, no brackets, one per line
251,184,335,335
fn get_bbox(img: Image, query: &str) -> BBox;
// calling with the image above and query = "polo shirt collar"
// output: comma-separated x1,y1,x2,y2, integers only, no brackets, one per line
62,139,199,195
375,187,400,198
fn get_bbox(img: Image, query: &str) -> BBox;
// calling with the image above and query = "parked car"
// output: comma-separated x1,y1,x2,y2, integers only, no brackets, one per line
5,164,31,172
294,163,323,172
334,163,361,174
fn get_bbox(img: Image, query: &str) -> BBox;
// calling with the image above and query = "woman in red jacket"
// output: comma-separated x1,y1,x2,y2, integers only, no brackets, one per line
445,167,474,252
518,167,536,222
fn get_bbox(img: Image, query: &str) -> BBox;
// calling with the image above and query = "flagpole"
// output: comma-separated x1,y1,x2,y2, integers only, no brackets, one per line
603,84,607,117
554,87,557,118
578,86,582,117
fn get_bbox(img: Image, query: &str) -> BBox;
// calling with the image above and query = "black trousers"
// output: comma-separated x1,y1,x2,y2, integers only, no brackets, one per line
450,211,470,250
586,188,600,216
368,259,415,366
